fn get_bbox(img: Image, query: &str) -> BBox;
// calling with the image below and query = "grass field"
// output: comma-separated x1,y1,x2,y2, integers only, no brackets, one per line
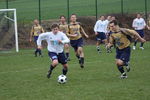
0,0,149,21
0,43,150,100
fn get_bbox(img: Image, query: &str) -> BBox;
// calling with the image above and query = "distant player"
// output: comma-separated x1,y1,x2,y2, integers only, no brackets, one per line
107,20,146,79
30,19,44,57
37,24,70,78
59,15,70,61
67,14,89,68
94,16,107,53
132,13,146,50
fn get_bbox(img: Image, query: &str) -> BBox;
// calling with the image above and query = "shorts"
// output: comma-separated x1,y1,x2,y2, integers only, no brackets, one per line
96,32,106,41
34,36,39,43
135,30,144,38
48,52,67,65
70,38,83,51
116,46,131,64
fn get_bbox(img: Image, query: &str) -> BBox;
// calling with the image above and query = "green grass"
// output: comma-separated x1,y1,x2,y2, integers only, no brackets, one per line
0,0,150,22
0,43,150,100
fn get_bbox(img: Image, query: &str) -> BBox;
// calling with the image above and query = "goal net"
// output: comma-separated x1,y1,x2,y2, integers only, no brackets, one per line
0,9,19,52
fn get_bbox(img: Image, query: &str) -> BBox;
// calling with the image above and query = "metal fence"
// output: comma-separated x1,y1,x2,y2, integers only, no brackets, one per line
0,0,149,23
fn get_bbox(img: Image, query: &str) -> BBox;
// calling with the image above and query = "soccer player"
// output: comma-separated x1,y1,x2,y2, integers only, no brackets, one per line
132,13,146,50
94,16,107,53
59,15,70,61
107,20,146,79
67,14,89,68
30,19,44,57
37,24,70,78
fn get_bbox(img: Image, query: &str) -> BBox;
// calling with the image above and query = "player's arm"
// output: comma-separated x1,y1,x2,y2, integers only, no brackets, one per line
124,29,146,43
94,21,98,35
106,35,114,49
132,19,137,29
30,26,34,42
58,33,70,44
41,26,45,33
80,26,89,38
37,32,48,49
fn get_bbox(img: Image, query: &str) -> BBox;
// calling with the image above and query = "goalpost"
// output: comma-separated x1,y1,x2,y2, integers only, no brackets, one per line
0,9,19,52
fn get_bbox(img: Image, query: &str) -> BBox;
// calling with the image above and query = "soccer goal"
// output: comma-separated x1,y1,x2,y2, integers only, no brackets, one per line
0,9,19,52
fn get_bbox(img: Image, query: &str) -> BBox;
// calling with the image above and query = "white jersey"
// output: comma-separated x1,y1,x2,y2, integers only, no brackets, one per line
37,31,70,54
94,20,107,33
132,18,146,30
104,20,110,33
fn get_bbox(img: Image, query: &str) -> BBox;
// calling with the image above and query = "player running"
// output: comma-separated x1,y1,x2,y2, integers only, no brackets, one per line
94,16,107,53
107,20,146,79
132,13,146,50
30,19,44,57
37,24,70,78
67,14,89,68
59,15,70,61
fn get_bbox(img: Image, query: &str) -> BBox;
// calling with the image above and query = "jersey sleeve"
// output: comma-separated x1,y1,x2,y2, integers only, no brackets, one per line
94,21,99,32
122,28,137,37
37,32,49,46
109,35,114,44
61,33,70,44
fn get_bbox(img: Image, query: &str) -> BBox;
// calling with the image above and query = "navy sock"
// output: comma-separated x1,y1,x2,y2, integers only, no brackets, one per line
117,66,125,74
97,46,100,52
80,57,84,64
49,65,55,72
76,54,80,59
62,67,68,75
134,41,137,46
66,53,69,58
140,43,144,47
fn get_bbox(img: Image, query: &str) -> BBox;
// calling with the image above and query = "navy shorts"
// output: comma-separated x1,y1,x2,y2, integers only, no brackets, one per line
116,46,131,64
70,38,83,51
34,36,39,43
48,52,67,65
135,30,144,38
96,32,106,41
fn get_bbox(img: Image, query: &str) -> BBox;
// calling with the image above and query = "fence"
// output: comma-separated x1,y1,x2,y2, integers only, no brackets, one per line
0,0,149,23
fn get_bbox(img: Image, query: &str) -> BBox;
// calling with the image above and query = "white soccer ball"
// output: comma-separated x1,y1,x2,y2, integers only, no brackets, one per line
57,74,67,84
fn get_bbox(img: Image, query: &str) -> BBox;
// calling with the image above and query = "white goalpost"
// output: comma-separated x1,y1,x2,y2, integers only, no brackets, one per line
0,9,19,52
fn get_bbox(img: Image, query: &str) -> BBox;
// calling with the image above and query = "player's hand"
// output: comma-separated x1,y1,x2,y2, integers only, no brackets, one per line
140,38,146,43
58,40,62,44
29,38,32,42
38,46,42,50
95,32,98,36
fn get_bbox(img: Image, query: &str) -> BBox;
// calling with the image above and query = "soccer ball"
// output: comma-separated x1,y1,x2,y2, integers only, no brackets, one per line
57,74,67,84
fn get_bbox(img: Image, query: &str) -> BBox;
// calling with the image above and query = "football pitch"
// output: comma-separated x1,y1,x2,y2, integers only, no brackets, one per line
0,43,150,100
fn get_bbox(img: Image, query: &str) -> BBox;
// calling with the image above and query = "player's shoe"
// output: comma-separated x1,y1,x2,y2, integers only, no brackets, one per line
120,72,127,79
80,63,84,68
126,65,130,72
139,47,144,50
133,46,136,50
67,57,71,61
47,70,52,79
34,52,37,57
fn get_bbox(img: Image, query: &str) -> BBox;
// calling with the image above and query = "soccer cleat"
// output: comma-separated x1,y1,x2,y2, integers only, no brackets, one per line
47,70,52,79
67,57,71,61
139,47,144,50
133,46,136,50
120,72,127,79
126,65,130,72
80,63,84,68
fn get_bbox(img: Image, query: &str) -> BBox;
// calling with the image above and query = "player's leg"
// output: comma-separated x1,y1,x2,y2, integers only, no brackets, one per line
34,36,42,57
133,30,139,50
77,46,84,68
96,33,101,53
64,43,70,61
58,52,68,75
116,48,127,79
139,30,144,50
47,52,59,78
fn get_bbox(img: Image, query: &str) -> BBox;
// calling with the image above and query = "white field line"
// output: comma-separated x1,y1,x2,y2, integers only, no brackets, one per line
0,60,103,74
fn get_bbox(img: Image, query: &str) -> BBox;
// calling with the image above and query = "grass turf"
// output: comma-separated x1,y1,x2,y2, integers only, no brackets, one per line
0,43,150,100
